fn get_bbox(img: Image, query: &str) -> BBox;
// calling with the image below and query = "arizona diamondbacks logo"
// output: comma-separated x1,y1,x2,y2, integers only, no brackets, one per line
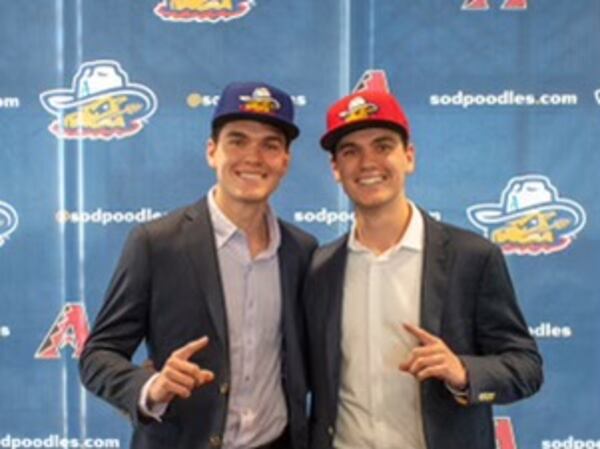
463,0,527,10
35,303,90,359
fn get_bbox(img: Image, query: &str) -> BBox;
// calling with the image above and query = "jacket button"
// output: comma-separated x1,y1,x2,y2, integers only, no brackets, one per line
209,435,222,448
219,382,229,395
328,426,335,436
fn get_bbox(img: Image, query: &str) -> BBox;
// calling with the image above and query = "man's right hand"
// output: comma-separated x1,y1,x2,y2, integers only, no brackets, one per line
147,336,215,406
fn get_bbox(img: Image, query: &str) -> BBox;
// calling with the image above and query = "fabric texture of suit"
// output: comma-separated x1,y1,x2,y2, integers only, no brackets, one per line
80,197,317,449
303,210,543,449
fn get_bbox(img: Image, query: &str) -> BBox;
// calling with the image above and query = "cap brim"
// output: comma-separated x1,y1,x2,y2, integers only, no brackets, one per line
320,120,408,152
212,112,299,141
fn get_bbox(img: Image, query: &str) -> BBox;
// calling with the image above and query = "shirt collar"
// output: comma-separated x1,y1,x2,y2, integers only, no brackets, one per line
207,186,281,256
348,201,424,256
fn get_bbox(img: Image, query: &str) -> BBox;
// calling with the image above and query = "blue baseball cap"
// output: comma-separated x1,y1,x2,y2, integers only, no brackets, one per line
212,82,300,141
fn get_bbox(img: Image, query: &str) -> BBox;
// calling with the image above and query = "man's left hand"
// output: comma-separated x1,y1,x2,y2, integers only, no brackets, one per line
399,323,468,390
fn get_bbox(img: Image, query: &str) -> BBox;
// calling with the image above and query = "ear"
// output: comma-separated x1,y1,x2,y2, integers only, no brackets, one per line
405,143,416,175
281,148,291,174
331,156,341,183
206,138,217,169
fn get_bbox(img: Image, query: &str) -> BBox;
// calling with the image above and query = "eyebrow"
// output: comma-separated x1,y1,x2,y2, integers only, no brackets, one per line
371,135,399,145
223,131,248,140
223,130,285,144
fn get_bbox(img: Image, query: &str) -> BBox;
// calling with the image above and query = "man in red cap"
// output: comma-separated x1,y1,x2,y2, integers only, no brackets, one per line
80,82,316,449
303,90,543,449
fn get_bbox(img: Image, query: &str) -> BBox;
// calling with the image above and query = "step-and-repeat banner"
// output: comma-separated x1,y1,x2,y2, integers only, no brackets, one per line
1,1,598,448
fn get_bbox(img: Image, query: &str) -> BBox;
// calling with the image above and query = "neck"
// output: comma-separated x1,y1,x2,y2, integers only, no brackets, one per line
354,198,412,255
214,189,271,258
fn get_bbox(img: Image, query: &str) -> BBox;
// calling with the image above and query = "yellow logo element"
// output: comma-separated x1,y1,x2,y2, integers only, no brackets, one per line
478,392,496,403
169,0,233,11
154,0,254,23
62,96,144,130
491,211,570,246
240,87,280,114
339,96,378,123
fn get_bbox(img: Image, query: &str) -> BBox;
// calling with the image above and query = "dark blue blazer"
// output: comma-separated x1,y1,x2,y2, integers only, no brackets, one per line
303,211,542,449
80,197,317,449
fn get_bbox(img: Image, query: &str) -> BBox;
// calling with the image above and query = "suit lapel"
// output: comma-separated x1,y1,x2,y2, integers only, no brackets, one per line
420,212,451,337
183,198,228,347
277,224,294,350
324,237,349,402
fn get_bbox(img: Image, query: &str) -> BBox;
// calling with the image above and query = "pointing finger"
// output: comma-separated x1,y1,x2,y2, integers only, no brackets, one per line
173,336,209,361
403,323,438,345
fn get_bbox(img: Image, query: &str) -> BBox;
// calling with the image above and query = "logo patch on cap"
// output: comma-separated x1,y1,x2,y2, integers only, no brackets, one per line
239,87,281,115
339,96,379,123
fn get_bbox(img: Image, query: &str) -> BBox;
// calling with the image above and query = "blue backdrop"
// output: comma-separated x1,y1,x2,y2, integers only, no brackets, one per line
1,1,597,449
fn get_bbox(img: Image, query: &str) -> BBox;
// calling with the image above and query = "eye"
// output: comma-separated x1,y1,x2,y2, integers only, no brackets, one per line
264,141,284,152
93,101,111,114
228,137,245,147
376,142,394,153
337,147,357,158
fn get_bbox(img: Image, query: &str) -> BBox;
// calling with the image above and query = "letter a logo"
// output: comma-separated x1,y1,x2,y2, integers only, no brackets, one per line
35,303,90,359
463,0,527,10
495,417,518,449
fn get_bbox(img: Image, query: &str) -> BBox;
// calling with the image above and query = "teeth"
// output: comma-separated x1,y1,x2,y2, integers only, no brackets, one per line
358,176,384,185
239,173,263,180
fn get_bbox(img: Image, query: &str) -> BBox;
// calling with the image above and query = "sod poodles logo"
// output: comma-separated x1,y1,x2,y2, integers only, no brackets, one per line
40,60,157,140
467,175,586,255
0,201,18,247
154,0,255,23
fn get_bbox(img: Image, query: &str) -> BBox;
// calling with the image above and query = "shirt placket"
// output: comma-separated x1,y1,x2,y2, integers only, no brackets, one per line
239,260,258,434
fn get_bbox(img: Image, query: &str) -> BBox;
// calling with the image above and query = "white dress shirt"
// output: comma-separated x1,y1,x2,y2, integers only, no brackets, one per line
334,202,427,449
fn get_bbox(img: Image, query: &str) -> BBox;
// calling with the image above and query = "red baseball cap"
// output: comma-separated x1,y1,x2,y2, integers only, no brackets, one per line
320,90,410,152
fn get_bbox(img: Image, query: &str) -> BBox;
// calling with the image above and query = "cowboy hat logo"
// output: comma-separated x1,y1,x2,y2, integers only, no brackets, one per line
154,0,254,23
0,200,18,248
467,174,586,255
39,60,157,140
339,96,379,123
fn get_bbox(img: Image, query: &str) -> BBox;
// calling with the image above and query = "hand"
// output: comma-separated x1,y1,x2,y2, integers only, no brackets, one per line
147,336,215,406
399,323,468,390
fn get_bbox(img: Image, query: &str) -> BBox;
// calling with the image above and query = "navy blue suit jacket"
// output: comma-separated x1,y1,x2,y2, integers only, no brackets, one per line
303,211,542,449
80,198,317,449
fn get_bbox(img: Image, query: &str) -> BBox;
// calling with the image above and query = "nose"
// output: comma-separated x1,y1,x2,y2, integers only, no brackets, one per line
243,142,264,164
358,148,378,169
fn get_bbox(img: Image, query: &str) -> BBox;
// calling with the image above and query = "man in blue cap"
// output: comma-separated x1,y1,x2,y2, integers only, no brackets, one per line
80,82,317,449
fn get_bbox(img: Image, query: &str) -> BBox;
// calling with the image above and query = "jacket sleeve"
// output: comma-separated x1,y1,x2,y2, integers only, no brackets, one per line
460,245,543,405
79,225,155,425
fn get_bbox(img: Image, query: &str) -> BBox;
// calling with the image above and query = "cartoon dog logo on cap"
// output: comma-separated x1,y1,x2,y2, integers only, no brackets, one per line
339,96,379,123
467,174,586,255
40,60,157,140
154,0,254,23
239,87,280,114
0,201,18,248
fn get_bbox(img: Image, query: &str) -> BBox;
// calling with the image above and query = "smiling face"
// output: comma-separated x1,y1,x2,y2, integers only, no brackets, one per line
207,119,290,210
331,127,415,214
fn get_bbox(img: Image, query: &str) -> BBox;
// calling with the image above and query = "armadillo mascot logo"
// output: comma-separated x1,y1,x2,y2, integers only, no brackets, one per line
40,60,157,141
35,303,90,359
0,200,18,247
467,174,586,256
154,0,255,23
